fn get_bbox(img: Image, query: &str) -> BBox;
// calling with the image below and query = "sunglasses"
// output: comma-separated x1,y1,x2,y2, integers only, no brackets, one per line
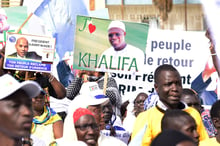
108,33,122,38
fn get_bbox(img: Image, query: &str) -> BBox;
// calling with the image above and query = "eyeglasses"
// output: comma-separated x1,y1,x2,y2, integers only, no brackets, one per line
108,33,122,38
75,123,99,131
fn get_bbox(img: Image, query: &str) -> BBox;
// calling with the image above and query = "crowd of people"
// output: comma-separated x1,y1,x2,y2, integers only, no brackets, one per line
0,22,220,146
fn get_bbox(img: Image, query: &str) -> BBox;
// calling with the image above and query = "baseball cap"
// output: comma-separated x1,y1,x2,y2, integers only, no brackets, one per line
0,74,41,100
108,20,126,32
79,82,109,106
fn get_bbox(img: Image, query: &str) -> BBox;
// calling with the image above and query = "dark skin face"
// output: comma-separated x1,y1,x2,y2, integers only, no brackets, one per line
102,101,113,124
108,28,126,51
154,70,182,109
32,93,45,116
75,115,100,146
0,89,33,138
181,94,202,113
179,118,199,145
212,117,220,143
87,104,103,128
134,93,148,116
164,116,199,145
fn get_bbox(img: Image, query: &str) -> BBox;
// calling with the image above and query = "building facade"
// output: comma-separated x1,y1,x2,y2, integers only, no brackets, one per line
105,0,205,31
0,0,206,31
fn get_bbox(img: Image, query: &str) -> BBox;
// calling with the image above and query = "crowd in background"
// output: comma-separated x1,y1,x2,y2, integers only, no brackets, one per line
0,23,220,146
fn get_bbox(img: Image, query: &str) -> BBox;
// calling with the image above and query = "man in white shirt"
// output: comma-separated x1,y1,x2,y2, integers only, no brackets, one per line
97,20,145,73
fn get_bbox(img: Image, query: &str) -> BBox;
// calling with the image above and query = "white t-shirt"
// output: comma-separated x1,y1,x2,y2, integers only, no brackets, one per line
97,44,145,73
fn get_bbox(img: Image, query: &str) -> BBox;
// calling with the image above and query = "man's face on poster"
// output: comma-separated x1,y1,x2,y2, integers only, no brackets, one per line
108,28,126,50
15,38,29,57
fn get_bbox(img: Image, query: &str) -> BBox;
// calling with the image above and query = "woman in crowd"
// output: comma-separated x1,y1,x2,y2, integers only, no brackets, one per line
73,107,100,146
123,91,148,134
62,82,127,146
66,70,122,117
31,89,63,145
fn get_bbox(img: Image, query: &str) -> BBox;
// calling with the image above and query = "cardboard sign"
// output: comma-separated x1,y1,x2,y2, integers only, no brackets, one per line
111,29,212,97
4,33,55,72
73,15,149,73
0,6,28,49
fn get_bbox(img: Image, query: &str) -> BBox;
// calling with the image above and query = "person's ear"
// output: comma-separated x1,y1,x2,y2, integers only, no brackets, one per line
154,83,158,93
212,117,220,128
124,32,126,36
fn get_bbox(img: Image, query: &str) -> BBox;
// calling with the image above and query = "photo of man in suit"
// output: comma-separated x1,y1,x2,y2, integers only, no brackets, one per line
8,37,42,60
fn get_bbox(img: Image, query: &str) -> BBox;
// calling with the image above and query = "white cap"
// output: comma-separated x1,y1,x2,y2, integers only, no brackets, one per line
79,82,109,106
0,74,41,100
108,20,126,32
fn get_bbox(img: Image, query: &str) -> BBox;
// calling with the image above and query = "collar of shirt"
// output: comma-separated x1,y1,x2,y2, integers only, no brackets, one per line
156,100,188,113
17,54,26,59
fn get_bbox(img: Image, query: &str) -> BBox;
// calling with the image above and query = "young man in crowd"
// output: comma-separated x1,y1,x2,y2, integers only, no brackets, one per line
161,109,199,145
130,64,208,146
200,100,220,145
0,74,41,146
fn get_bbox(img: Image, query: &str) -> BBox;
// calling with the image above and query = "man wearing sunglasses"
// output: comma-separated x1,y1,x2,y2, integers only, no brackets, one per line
97,20,145,73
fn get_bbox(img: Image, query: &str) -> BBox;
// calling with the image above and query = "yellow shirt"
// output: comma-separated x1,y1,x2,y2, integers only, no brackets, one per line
31,106,62,146
200,137,219,146
131,106,209,146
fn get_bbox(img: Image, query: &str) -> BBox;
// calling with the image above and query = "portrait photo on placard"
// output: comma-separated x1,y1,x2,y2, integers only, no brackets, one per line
73,15,149,74
4,33,55,72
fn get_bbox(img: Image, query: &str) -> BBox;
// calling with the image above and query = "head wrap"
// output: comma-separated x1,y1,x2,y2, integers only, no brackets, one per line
73,108,94,123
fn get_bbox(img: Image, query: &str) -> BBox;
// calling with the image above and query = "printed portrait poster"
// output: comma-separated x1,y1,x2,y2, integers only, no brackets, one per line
0,6,28,49
4,33,55,72
110,29,211,98
73,15,149,73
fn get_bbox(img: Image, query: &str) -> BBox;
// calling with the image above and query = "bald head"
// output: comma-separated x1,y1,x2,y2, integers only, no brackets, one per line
15,37,29,58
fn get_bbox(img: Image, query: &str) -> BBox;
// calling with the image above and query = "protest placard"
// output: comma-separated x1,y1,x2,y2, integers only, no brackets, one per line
111,29,212,97
4,33,55,72
73,15,149,73
0,6,28,49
